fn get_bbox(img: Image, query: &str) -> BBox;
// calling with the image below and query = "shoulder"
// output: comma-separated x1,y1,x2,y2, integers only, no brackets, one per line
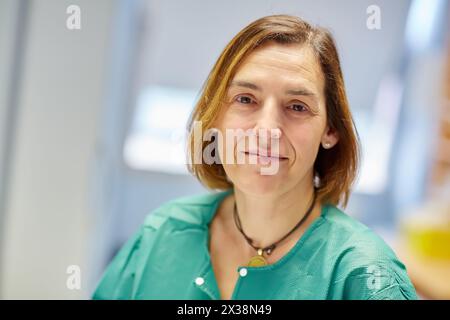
92,190,232,299
320,205,417,299
142,189,232,231
132,189,231,255
322,205,398,259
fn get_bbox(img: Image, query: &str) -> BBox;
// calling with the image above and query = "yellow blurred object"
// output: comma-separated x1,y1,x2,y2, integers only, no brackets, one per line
400,201,450,260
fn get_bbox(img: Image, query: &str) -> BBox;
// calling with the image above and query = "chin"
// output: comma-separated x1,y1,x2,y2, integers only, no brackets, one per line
237,170,286,195
242,183,283,196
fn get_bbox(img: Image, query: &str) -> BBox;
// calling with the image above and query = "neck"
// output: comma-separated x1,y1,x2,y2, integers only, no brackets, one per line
231,175,319,251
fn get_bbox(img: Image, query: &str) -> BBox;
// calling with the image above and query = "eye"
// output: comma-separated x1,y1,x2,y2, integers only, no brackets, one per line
288,103,308,113
235,95,255,105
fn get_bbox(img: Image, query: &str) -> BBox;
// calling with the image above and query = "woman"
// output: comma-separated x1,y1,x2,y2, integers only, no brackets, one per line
92,15,417,300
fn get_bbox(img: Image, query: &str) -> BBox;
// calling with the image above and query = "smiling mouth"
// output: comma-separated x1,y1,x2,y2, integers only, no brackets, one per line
243,151,288,160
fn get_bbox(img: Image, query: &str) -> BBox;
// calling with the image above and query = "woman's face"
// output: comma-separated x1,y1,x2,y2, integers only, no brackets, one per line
214,41,338,196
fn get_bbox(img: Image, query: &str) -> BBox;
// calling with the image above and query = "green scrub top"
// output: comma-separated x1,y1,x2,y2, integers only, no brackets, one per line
92,189,417,300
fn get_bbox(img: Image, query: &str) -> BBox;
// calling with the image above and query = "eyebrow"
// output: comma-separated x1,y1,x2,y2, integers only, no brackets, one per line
230,80,317,98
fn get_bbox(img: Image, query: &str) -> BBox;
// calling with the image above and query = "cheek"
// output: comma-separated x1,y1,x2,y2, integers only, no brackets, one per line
216,112,252,152
219,110,251,130
215,115,245,163
288,124,322,163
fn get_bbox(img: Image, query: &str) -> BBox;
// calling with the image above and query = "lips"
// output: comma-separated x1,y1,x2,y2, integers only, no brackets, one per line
244,151,288,160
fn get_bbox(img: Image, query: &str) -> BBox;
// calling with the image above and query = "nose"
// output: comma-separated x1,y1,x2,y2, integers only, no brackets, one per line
253,98,283,136
250,99,283,151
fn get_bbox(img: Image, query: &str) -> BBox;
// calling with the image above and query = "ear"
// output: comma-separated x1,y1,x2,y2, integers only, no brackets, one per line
320,125,339,149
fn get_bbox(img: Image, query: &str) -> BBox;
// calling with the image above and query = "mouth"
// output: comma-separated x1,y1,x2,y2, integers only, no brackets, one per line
243,151,288,161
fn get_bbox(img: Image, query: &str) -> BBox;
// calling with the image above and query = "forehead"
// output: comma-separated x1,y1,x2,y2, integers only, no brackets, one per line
231,41,324,95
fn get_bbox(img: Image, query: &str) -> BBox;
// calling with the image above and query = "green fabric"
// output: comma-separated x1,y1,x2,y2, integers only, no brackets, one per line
92,190,417,300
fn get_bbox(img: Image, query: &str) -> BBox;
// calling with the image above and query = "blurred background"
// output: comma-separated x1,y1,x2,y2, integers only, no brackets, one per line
0,0,449,299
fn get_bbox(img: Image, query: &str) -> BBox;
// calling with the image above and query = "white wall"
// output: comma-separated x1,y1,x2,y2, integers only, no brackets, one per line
0,0,115,299
0,0,22,233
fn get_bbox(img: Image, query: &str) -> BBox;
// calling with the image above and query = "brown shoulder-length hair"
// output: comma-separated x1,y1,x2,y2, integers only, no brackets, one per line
186,14,360,208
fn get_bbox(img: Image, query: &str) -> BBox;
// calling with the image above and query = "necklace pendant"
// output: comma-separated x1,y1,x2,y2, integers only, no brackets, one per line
247,248,267,267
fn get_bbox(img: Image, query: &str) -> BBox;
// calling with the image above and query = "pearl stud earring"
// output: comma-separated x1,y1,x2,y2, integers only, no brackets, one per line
323,142,331,149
